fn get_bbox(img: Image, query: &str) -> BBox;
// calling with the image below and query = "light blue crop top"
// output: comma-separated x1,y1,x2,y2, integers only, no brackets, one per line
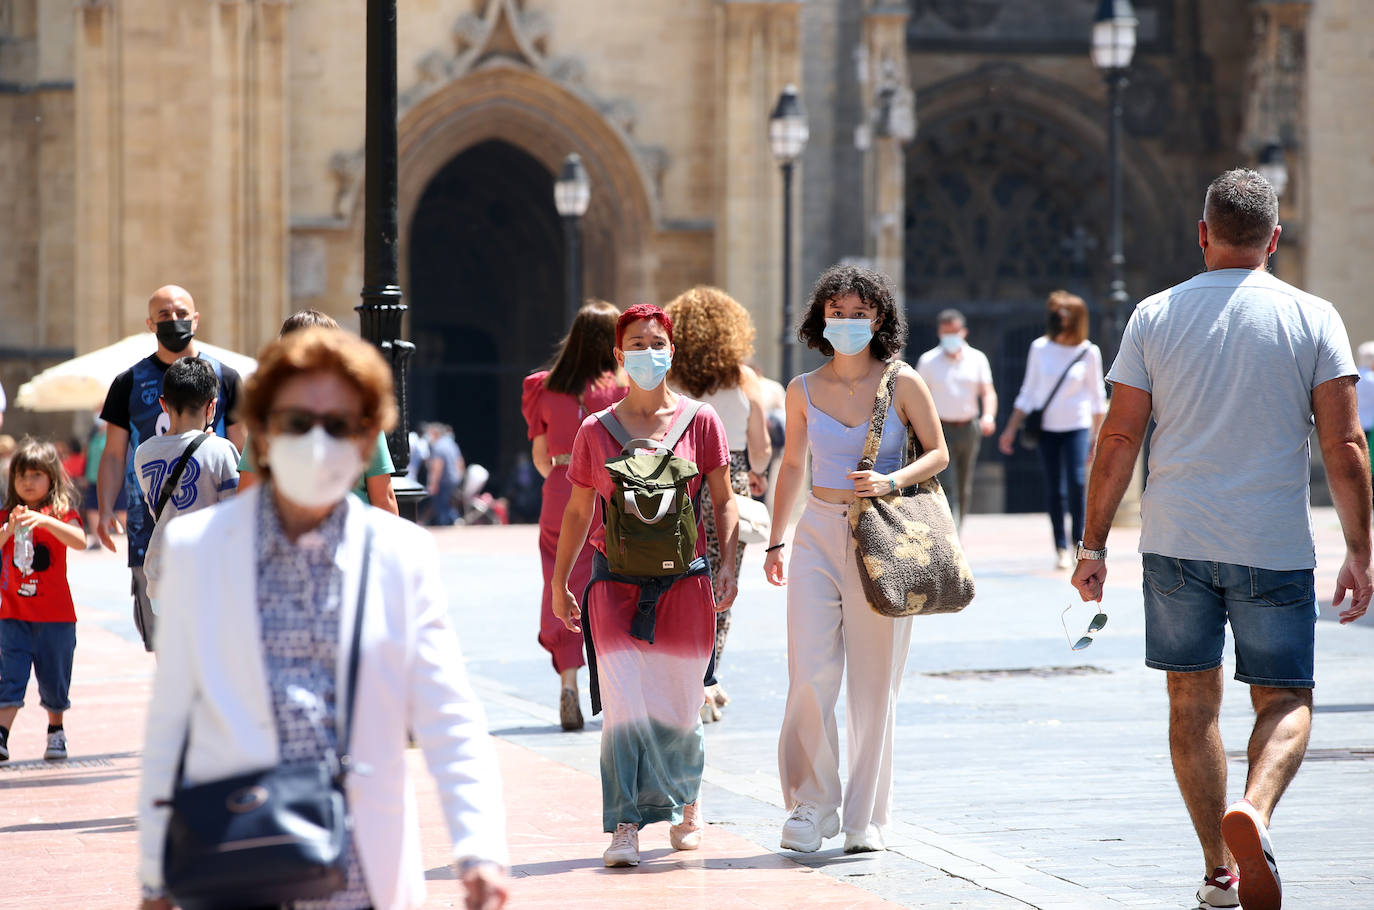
802,374,906,489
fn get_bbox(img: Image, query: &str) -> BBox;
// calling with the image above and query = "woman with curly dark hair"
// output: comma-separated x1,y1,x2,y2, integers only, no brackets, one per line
522,300,626,730
765,264,948,855
664,287,772,722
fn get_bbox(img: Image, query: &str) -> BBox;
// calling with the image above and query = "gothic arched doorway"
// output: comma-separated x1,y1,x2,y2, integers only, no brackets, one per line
408,140,563,493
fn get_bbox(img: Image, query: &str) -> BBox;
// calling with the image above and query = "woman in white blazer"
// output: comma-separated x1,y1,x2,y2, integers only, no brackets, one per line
138,329,509,910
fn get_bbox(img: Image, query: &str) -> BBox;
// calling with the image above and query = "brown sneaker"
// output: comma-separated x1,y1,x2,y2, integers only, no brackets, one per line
670,799,703,850
559,687,584,731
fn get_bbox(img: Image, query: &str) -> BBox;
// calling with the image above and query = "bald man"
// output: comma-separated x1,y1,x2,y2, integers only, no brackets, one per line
96,286,245,651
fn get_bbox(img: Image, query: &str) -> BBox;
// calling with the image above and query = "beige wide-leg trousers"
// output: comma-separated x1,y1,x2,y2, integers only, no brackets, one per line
778,495,913,836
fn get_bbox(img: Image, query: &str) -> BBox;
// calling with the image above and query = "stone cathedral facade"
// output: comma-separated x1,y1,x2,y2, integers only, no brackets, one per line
1,0,1368,507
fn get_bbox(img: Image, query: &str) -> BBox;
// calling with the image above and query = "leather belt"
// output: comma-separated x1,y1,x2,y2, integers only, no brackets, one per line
551,453,572,467
940,419,974,428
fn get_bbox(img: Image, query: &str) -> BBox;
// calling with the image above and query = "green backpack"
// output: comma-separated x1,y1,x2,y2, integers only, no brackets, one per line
597,401,704,577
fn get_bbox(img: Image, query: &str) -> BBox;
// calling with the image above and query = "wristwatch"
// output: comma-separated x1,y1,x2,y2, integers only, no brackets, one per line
1075,541,1107,561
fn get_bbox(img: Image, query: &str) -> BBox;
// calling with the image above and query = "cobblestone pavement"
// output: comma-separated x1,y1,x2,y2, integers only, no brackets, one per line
2,508,1371,909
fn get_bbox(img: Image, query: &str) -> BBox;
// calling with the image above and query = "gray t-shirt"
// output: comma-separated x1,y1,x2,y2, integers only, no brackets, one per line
134,430,241,599
1108,268,1356,570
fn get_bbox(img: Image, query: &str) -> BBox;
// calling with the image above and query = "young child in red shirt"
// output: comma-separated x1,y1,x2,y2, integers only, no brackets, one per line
0,438,86,761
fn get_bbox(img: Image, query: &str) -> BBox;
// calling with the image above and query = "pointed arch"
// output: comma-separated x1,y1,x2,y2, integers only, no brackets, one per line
396,61,659,308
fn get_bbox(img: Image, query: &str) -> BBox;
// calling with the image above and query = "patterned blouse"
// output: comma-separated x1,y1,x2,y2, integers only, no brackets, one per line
257,491,370,910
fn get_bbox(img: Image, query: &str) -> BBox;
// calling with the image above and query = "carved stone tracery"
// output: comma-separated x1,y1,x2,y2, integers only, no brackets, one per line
326,0,666,225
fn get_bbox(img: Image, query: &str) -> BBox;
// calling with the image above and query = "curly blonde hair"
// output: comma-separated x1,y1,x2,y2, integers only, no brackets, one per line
663,286,755,397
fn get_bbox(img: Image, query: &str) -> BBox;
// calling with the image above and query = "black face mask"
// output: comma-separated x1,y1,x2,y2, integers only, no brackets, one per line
156,319,195,353
1047,310,1065,337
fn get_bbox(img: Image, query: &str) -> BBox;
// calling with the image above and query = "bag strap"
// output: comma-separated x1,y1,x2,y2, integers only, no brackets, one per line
154,433,209,522
1041,346,1089,412
167,523,373,794
660,400,703,452
338,524,372,764
595,406,633,448
858,361,905,471
598,400,704,454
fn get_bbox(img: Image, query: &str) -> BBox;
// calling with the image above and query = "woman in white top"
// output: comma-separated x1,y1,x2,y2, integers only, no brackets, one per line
998,291,1108,568
665,286,772,721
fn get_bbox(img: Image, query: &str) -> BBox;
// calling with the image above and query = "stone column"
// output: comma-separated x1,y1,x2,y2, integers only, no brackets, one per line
860,4,913,306
210,0,289,354
74,0,287,355
75,0,120,355
716,0,802,380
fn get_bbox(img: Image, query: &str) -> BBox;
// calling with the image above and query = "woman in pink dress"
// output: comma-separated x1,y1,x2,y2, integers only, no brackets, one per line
522,300,626,730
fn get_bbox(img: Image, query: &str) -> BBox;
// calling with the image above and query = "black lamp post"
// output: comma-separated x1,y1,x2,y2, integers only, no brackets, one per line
1257,140,1289,276
554,154,591,329
358,0,424,519
769,84,809,382
1091,0,1137,350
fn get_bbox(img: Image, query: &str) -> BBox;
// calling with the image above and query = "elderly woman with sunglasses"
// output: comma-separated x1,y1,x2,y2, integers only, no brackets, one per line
138,328,509,910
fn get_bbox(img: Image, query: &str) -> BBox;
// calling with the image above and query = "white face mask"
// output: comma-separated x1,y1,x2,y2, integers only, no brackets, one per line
266,426,364,509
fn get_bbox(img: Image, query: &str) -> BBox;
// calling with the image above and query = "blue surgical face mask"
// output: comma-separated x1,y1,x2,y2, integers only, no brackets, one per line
939,333,964,354
622,347,672,391
823,318,874,357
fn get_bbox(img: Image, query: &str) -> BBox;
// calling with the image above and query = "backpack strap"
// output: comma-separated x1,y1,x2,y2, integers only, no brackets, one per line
596,400,704,454
595,406,634,449
660,400,703,452
154,432,210,522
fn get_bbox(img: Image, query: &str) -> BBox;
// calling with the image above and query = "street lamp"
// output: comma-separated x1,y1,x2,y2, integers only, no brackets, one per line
1257,140,1288,274
769,84,808,381
554,153,591,329
1091,0,1136,349
358,0,424,519
1257,141,1289,200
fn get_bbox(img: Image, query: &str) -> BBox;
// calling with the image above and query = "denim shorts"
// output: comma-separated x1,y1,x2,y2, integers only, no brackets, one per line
1141,553,1317,688
0,619,77,711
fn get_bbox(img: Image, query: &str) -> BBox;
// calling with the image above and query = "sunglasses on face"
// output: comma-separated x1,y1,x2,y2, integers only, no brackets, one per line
1061,603,1109,651
266,408,368,439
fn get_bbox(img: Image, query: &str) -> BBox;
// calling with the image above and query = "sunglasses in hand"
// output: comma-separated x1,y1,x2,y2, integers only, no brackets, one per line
1061,602,1108,651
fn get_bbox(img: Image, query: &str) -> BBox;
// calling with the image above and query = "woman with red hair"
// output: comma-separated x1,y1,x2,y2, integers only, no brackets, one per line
551,303,739,868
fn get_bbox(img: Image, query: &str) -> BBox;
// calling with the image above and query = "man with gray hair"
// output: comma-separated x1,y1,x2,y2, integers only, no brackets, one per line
1072,169,1372,910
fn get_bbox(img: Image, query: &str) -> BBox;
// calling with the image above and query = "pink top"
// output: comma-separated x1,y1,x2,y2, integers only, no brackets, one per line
521,370,627,456
567,398,730,555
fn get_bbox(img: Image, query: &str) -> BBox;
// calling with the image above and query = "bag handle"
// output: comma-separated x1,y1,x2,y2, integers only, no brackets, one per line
857,361,905,471
154,433,209,522
1040,346,1089,412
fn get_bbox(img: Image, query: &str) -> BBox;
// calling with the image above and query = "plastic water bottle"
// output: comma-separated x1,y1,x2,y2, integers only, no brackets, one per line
13,525,34,574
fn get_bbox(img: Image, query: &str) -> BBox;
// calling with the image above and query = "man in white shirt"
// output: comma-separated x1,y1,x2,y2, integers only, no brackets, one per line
916,309,997,529
1072,169,1372,910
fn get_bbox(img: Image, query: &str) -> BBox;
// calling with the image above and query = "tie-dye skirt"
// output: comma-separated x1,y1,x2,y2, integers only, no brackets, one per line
587,573,717,832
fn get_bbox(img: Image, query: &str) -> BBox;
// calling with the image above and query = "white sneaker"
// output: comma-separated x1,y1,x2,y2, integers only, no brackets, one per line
1196,867,1240,909
843,826,886,854
1221,800,1281,910
779,803,840,852
603,823,640,867
1055,548,1073,570
670,799,703,850
43,729,67,761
